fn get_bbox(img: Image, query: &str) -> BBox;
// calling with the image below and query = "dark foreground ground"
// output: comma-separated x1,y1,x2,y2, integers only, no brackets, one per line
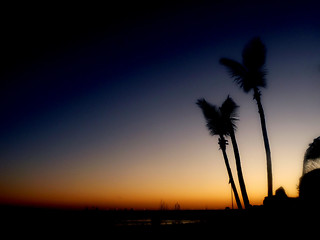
1,204,318,238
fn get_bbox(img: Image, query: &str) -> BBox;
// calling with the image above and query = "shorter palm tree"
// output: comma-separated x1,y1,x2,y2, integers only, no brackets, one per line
220,96,250,208
197,98,243,209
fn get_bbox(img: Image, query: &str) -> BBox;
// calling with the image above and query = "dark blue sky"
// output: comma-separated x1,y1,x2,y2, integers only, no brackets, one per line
1,1,320,208
1,1,319,130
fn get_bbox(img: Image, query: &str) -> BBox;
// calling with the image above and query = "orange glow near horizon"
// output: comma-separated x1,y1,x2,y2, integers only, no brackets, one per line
1,93,317,210
0,181,266,210
0,126,303,211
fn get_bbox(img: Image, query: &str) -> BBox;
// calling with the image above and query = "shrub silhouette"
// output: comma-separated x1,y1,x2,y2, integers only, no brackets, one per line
299,168,320,206
303,136,320,174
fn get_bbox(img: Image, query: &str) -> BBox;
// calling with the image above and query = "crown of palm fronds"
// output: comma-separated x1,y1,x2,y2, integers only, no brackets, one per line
196,98,228,137
220,37,267,93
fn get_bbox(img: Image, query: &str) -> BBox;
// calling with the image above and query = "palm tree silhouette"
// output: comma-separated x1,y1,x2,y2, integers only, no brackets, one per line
197,98,243,209
220,37,273,197
220,96,251,208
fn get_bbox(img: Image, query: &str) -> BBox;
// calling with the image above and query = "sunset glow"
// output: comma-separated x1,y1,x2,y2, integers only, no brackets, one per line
1,2,320,210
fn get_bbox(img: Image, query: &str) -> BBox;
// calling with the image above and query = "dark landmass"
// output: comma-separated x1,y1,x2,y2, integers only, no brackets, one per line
1,201,318,238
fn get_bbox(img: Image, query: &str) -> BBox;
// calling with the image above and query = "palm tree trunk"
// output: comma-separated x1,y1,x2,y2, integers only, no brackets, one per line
229,129,251,208
219,136,243,209
254,88,273,197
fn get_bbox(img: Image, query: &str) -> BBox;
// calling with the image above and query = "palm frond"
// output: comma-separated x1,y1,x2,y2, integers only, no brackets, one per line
220,58,267,92
242,37,266,71
219,58,247,90
220,95,239,131
220,95,239,119
196,98,227,136
196,98,215,119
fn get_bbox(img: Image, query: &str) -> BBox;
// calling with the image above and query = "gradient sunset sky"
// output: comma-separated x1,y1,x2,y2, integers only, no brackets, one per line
1,1,320,210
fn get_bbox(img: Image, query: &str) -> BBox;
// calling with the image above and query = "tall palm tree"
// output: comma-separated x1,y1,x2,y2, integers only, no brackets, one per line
197,98,243,209
220,96,251,208
220,37,273,197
